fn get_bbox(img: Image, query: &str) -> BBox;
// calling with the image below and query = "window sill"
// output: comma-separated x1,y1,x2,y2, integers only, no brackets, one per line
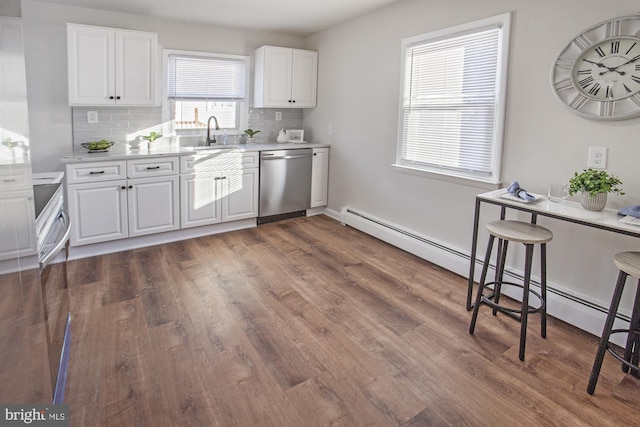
392,164,501,190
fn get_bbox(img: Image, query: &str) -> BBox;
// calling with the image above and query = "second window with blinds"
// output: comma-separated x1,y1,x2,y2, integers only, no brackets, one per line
164,49,250,135
395,13,511,185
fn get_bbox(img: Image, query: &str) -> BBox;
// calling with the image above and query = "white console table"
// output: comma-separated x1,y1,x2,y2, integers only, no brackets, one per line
466,189,640,310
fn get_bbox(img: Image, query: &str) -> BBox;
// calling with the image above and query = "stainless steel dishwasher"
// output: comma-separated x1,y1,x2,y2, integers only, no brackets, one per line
259,148,313,224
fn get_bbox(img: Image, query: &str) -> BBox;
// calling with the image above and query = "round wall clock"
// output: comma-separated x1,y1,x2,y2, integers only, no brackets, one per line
551,15,640,120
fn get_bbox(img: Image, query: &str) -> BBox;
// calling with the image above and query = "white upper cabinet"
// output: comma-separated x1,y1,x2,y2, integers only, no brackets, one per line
67,23,158,106
254,46,318,108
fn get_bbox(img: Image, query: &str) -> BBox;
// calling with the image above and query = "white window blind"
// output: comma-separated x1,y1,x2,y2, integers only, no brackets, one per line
167,54,246,100
397,13,510,184
164,49,250,131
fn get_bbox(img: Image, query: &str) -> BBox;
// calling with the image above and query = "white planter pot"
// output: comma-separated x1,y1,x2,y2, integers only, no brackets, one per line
581,191,607,211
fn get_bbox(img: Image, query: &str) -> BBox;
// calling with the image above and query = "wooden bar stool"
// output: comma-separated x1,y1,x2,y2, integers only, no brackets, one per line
587,251,640,395
469,220,553,361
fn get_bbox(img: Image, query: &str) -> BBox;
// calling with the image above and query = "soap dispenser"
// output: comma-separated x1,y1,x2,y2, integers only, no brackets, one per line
277,128,288,143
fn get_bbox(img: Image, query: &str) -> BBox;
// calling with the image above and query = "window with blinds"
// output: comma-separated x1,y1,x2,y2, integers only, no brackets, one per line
165,50,250,131
396,13,511,184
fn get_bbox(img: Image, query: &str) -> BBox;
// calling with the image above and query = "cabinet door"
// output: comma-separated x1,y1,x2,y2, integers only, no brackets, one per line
67,24,115,105
291,49,318,108
310,148,329,208
0,18,28,99
261,46,293,107
180,173,221,229
0,189,36,260
128,175,179,237
115,30,157,106
68,180,128,246
221,168,259,222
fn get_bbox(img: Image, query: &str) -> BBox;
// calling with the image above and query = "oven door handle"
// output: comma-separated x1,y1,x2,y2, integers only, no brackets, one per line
39,210,71,269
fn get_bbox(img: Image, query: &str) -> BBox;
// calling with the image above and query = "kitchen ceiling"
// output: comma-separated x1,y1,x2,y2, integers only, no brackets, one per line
35,0,403,36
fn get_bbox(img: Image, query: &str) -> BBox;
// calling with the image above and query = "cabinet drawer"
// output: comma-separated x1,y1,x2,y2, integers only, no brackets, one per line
0,164,32,189
127,157,178,178
66,161,126,183
181,152,258,173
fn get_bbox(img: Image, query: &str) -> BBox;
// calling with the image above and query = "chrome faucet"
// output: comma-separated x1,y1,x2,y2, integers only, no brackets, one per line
206,115,220,146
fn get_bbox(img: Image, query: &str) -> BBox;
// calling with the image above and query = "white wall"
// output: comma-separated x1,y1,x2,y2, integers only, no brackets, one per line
21,0,305,173
303,0,640,327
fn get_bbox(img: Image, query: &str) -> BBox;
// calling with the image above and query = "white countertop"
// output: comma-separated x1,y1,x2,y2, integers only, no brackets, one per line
61,141,330,163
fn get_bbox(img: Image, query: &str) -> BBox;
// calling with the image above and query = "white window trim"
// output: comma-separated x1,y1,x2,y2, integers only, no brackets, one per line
161,49,250,136
394,12,511,186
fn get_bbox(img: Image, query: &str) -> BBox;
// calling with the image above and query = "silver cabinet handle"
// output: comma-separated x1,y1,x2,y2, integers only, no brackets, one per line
262,154,311,160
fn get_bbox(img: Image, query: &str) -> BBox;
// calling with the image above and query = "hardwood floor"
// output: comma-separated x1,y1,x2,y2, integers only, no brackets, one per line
65,215,640,426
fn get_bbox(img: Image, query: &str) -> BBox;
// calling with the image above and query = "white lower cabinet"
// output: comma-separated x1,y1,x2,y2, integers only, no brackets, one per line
0,189,37,260
180,152,259,228
127,175,179,237
311,147,329,208
66,158,179,246
67,179,128,245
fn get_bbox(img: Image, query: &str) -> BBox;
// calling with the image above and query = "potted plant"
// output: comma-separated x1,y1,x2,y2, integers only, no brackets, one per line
142,131,162,144
244,128,260,144
568,168,624,211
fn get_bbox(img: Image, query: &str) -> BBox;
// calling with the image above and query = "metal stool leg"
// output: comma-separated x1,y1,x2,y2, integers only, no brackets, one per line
623,279,640,376
469,235,495,334
519,243,534,361
587,270,628,395
540,243,548,339
493,239,509,315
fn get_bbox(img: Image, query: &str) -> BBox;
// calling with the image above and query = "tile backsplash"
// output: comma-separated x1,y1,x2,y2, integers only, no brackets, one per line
71,106,304,149
248,108,303,144
72,107,165,150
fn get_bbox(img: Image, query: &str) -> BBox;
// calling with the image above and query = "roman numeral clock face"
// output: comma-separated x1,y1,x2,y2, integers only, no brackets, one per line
552,16,640,120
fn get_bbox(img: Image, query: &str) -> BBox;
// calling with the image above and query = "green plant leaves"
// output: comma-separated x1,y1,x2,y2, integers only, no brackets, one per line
568,168,624,196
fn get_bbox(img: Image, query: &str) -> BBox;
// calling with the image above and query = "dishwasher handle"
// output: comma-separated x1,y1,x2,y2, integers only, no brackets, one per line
261,153,312,160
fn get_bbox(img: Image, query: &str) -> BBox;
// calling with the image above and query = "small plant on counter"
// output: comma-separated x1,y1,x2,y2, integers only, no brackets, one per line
1,137,24,149
243,129,260,138
142,131,163,143
568,168,624,196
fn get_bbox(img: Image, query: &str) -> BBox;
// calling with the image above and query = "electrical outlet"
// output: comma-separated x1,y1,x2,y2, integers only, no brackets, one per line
275,111,282,121
588,147,607,169
87,111,98,123
328,124,334,136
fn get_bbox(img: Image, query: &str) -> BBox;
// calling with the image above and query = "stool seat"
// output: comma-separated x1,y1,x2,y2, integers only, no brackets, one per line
486,220,553,244
614,252,640,279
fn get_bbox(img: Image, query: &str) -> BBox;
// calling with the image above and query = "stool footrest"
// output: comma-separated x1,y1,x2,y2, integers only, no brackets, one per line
606,329,640,378
480,281,545,317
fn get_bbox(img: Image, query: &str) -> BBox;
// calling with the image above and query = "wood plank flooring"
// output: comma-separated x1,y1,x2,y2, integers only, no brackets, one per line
65,215,640,426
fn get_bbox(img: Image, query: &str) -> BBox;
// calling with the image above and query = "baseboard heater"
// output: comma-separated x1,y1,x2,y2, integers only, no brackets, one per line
340,206,628,325
342,207,468,260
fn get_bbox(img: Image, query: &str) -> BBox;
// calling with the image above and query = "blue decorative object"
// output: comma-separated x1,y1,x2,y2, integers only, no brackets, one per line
619,205,640,218
507,181,535,202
